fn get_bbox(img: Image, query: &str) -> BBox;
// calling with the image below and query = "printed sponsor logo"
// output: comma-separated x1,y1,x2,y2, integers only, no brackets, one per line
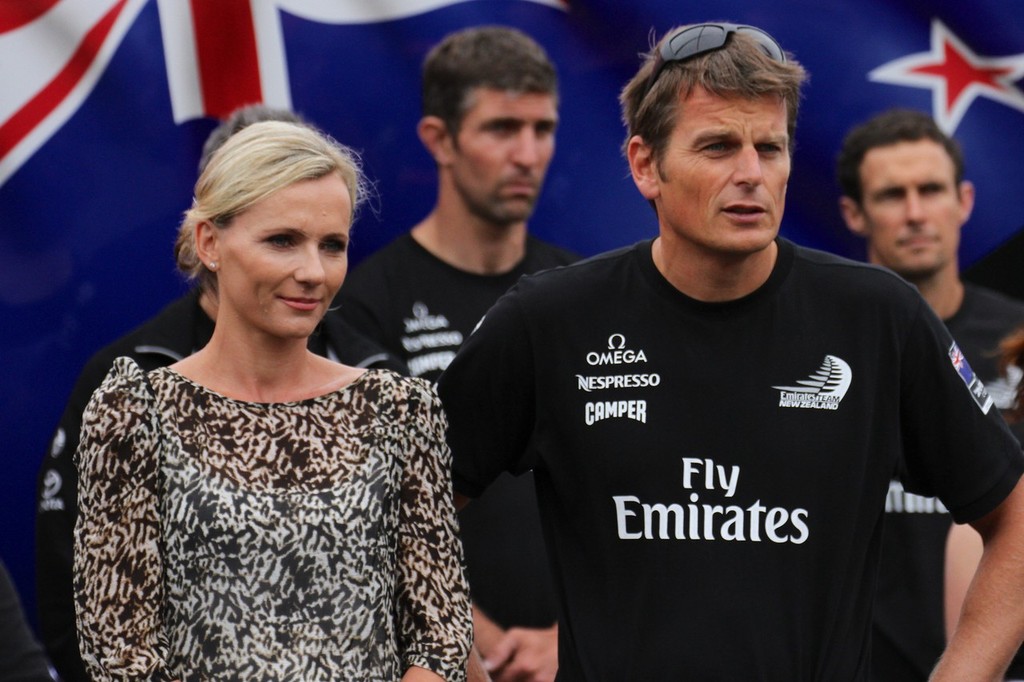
402,302,450,333
773,355,852,410
39,469,65,512
50,427,66,458
584,400,647,425
613,457,810,544
884,479,949,515
401,330,462,353
585,333,648,366
576,373,661,392
401,302,460,376
408,351,456,378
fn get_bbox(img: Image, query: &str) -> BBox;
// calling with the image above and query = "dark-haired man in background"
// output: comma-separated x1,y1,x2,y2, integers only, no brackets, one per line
334,25,576,682
838,107,1024,680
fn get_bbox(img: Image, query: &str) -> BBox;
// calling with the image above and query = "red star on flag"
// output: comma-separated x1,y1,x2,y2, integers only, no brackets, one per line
869,19,1024,133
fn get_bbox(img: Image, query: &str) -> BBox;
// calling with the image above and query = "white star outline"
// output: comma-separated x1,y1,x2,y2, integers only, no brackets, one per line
868,19,1024,134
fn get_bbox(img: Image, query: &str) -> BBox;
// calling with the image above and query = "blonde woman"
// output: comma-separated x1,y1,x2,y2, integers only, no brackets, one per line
74,121,472,681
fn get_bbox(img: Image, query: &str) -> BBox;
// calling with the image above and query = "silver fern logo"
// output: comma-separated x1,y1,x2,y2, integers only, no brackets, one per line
772,355,852,410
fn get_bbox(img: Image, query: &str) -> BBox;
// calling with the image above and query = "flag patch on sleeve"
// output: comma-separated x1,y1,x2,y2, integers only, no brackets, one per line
949,342,994,414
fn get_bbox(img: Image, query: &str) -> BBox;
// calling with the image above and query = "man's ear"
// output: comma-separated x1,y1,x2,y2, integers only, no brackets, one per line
627,135,660,201
957,180,976,226
417,115,456,166
839,196,869,237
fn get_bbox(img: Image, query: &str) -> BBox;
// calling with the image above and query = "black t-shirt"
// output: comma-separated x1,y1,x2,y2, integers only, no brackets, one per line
337,232,578,628
338,232,578,382
873,283,1024,680
438,238,1024,681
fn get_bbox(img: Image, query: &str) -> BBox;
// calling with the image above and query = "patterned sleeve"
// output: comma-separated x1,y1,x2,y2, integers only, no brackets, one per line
394,377,473,682
73,357,174,681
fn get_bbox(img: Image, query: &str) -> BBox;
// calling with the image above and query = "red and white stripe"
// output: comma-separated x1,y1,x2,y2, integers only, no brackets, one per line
0,0,146,186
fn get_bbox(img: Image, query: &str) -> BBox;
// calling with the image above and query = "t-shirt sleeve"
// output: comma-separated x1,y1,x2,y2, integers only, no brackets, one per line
899,303,1024,523
437,289,537,498
73,357,174,681
394,378,472,681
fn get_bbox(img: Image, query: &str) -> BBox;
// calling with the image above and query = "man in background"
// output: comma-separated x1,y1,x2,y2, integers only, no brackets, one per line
34,104,404,682
838,107,1024,680
335,26,576,681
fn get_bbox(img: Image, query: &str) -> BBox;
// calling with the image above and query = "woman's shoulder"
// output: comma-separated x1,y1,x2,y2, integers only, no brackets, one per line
89,356,154,410
351,371,442,424
77,358,160,468
360,369,436,401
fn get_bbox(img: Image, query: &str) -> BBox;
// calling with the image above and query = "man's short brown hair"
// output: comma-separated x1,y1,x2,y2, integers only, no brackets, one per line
422,25,558,134
619,24,807,168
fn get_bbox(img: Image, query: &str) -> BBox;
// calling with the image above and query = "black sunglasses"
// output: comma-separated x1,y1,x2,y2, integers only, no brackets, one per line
645,23,786,96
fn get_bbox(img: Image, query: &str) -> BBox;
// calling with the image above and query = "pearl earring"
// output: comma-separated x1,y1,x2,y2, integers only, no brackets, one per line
209,261,217,270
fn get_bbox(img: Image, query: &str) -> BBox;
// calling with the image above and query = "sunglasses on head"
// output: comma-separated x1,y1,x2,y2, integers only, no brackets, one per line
645,23,786,97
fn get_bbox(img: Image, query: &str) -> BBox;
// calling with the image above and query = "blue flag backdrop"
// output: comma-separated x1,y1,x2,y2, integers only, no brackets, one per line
2,0,1023,628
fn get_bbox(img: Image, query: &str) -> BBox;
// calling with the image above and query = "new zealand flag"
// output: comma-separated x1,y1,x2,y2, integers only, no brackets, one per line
1,0,1022,628
950,341,995,413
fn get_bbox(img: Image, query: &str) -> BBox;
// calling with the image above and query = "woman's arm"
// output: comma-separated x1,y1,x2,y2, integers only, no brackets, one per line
402,666,446,681
394,379,475,681
74,359,173,681
402,652,492,682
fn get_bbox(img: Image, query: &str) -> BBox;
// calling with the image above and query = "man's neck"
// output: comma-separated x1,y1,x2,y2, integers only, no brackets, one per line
652,237,778,303
911,270,965,321
410,209,527,275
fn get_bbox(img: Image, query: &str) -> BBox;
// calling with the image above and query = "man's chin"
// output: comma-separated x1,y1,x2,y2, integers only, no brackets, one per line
887,256,944,281
480,202,535,227
897,269,943,284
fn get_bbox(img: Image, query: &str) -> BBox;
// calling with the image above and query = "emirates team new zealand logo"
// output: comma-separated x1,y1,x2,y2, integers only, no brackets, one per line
772,355,853,410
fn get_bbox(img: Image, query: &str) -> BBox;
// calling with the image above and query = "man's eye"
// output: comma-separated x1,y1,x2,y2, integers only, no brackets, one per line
535,122,557,137
876,189,904,202
487,121,520,135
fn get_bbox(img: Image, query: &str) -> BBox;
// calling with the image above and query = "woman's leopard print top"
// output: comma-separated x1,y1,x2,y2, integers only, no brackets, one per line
74,357,472,681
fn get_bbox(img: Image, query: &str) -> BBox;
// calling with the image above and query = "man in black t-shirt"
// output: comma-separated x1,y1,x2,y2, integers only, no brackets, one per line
438,23,1024,680
335,27,575,682
838,108,1024,680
